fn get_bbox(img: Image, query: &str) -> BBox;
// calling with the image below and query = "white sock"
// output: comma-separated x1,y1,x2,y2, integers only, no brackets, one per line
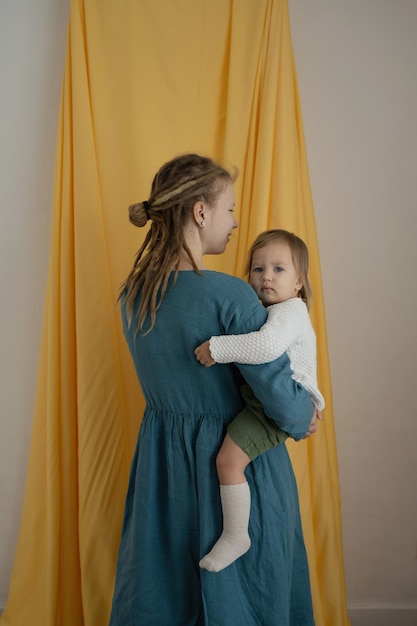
199,482,251,573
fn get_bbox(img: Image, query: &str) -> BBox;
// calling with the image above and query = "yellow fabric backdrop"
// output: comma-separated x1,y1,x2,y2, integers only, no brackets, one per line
1,1,350,625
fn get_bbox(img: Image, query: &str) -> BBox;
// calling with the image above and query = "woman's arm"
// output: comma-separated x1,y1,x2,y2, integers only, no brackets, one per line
221,285,314,440
237,354,314,440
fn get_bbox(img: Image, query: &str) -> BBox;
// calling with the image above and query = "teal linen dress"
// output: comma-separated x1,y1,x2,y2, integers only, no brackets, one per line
109,271,315,626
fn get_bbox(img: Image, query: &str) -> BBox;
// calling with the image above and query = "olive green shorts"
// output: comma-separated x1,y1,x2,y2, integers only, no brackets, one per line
227,384,289,461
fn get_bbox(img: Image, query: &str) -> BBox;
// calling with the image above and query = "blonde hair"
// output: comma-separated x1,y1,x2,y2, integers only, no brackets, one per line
121,153,236,332
244,229,313,309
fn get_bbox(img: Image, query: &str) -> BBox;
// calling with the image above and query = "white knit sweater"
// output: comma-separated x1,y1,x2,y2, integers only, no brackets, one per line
209,297,325,410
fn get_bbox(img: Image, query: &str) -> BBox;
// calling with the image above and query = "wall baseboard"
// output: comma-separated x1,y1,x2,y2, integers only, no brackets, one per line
2,605,417,624
1,605,416,624
348,607,417,626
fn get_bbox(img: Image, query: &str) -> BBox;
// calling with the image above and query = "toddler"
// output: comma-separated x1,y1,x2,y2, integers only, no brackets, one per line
195,229,324,572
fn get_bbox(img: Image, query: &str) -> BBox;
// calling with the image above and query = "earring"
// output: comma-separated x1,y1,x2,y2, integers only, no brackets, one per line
200,220,206,227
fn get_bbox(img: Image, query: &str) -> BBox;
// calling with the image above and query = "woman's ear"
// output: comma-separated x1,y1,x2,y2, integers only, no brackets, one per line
192,200,206,227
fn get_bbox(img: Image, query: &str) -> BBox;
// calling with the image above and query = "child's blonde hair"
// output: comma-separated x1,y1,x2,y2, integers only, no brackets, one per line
245,229,312,309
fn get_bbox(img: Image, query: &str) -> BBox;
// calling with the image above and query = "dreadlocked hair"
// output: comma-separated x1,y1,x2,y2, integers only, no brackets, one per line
120,153,236,334
244,229,313,309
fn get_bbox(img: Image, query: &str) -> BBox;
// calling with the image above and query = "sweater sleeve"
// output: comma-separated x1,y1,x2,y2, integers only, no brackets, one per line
209,299,304,365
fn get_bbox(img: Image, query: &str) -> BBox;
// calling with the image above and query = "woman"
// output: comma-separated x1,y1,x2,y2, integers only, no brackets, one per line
109,153,317,625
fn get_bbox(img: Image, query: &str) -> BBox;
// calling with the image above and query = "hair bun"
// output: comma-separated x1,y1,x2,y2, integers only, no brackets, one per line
129,201,148,227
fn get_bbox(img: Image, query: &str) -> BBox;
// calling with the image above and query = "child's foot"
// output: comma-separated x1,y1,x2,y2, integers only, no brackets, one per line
199,532,251,572
199,482,251,573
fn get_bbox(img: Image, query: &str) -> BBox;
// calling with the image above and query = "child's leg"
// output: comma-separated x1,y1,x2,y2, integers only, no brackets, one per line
200,385,288,573
216,431,251,484
199,434,251,573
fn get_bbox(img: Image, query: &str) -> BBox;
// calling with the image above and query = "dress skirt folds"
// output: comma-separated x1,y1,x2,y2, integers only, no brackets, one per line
109,271,315,626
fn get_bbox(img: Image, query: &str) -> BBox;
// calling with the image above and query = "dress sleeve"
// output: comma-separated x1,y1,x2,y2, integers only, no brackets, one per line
209,299,303,365
220,284,314,440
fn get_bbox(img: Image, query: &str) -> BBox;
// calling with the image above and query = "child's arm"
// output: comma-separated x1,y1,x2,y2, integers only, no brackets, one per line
195,299,305,366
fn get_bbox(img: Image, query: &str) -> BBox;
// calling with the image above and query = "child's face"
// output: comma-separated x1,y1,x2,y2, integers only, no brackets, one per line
249,241,302,306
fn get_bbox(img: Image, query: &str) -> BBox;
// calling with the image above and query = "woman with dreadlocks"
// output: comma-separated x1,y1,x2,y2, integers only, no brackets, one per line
109,153,318,626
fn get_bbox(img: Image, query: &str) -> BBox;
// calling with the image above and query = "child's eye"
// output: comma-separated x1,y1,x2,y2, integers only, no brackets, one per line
252,267,263,273
274,266,283,272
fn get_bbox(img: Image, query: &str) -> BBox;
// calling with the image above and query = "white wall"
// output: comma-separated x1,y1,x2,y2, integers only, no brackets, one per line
289,0,417,621
0,0,69,610
1,0,416,622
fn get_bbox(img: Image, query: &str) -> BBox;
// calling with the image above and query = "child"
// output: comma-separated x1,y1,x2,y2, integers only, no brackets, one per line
195,229,325,572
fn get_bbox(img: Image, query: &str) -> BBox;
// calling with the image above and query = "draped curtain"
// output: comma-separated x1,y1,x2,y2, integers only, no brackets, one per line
1,1,350,624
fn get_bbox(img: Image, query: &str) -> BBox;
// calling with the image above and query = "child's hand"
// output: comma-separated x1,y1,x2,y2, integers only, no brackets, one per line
194,340,216,367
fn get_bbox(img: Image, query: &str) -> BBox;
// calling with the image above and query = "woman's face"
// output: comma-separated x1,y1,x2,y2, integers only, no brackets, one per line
202,182,238,255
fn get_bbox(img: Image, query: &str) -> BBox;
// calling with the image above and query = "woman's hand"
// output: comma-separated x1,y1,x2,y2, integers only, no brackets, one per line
194,340,216,367
303,409,322,439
